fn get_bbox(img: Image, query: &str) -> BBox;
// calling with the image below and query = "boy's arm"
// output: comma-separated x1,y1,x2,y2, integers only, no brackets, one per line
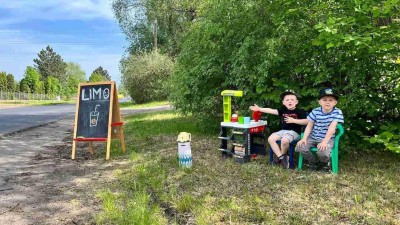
285,109,308,124
301,121,313,139
284,118,309,125
296,120,313,147
322,121,338,143
317,121,338,151
249,104,278,115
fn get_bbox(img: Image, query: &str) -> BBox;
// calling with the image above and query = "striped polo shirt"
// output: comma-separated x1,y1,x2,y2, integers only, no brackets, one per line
308,107,344,140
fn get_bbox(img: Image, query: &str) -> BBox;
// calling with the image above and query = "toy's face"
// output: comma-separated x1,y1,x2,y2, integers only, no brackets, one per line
318,96,337,112
282,94,298,110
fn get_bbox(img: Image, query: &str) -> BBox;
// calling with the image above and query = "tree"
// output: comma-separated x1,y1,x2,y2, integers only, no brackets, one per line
14,81,20,92
33,45,67,84
45,76,61,95
89,73,105,82
66,62,86,82
19,78,31,93
121,50,174,103
0,72,7,91
65,62,86,96
6,74,15,92
37,81,45,94
91,66,111,81
112,0,201,55
23,66,42,93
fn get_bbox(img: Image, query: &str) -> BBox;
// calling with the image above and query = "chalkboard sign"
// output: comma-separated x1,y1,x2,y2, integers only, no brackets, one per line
76,83,111,138
72,81,126,160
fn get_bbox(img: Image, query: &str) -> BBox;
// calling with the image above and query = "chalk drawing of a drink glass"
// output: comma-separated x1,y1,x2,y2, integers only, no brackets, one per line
90,104,101,127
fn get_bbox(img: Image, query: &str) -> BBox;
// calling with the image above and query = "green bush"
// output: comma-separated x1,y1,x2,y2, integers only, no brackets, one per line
121,51,174,104
367,122,400,153
169,0,400,151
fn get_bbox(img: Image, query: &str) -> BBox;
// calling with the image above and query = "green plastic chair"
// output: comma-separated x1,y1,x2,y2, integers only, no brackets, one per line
297,124,344,174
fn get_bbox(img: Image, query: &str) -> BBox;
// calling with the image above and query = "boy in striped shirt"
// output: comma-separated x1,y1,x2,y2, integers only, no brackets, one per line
296,88,344,170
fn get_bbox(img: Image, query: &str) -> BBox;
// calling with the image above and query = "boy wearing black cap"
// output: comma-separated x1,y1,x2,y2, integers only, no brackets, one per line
249,90,308,168
296,88,344,170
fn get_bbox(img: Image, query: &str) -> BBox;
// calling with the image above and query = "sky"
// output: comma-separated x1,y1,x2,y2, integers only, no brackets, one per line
0,0,128,84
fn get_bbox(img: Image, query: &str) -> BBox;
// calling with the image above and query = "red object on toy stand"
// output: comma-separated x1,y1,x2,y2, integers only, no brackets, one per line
231,113,238,122
250,126,265,133
252,111,262,122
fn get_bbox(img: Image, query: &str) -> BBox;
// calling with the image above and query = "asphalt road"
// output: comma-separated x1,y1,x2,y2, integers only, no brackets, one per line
0,102,172,136
0,104,76,135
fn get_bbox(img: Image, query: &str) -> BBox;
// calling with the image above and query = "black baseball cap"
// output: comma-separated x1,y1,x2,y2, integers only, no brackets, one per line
280,89,299,100
319,88,339,100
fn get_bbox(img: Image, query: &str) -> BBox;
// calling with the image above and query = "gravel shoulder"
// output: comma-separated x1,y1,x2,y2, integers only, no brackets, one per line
0,106,171,225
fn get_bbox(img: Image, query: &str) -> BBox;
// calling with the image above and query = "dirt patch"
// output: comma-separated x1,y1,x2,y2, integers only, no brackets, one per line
0,118,131,225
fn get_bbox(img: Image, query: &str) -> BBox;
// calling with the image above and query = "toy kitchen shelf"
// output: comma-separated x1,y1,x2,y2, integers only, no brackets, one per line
218,120,267,163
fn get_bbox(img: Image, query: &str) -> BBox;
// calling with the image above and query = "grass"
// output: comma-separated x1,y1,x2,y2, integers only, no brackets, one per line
119,100,169,109
96,110,400,225
0,100,74,106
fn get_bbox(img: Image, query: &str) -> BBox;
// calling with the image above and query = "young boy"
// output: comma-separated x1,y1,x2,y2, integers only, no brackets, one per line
296,88,344,170
249,90,308,168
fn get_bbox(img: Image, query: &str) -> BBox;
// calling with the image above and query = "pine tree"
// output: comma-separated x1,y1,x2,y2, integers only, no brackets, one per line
33,45,67,84
92,66,111,81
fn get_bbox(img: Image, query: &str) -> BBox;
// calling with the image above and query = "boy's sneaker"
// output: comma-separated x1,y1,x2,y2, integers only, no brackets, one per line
320,162,331,172
308,161,319,171
280,155,290,169
272,157,281,165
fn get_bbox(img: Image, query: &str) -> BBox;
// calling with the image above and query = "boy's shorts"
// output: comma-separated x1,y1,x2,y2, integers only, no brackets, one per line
273,130,300,143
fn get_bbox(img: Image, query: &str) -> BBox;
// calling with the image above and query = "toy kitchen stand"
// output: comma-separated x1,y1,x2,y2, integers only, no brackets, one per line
219,90,267,163
218,120,267,163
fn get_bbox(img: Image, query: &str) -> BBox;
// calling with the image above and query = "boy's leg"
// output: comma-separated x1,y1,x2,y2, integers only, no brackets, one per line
279,137,291,168
295,137,319,163
281,132,300,168
280,131,300,155
268,133,283,157
316,139,335,163
280,137,290,155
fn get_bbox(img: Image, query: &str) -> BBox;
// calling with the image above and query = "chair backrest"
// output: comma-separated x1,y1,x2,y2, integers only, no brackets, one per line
334,123,344,147
336,124,344,136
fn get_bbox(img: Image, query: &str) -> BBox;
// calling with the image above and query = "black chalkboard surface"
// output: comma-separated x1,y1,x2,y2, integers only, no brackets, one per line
72,81,125,160
76,83,112,138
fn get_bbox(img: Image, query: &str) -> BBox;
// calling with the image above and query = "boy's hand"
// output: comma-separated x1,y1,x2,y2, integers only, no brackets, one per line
296,139,306,148
249,104,260,111
317,141,329,151
284,116,295,123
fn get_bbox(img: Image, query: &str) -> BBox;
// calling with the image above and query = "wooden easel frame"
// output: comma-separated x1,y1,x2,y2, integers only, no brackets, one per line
71,81,126,160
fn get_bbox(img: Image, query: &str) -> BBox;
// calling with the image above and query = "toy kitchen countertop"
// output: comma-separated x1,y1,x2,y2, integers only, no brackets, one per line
220,120,267,129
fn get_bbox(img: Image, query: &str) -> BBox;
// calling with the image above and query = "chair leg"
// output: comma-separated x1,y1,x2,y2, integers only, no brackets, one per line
289,144,294,169
298,153,303,170
331,148,339,174
269,147,274,164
